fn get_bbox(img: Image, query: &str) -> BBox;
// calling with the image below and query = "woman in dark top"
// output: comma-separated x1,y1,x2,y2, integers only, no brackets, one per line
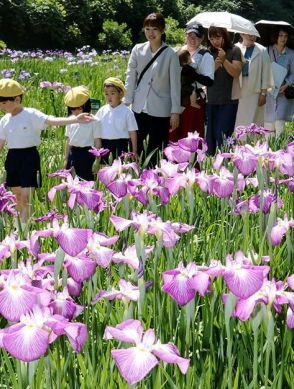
206,26,243,155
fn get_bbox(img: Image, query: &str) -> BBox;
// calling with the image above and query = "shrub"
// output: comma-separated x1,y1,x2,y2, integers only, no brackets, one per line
97,19,132,51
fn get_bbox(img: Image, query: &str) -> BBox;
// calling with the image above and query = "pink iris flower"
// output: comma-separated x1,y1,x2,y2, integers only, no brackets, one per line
0,184,17,215
210,167,245,198
162,261,211,306
48,174,105,212
104,319,190,385
0,271,51,322
155,159,189,179
35,218,92,257
110,211,193,248
92,279,140,303
222,251,270,299
87,232,119,267
98,158,139,186
0,306,87,362
177,131,207,158
88,146,110,157
270,214,294,246
0,233,28,261
127,169,171,205
248,190,283,214
165,168,197,196
48,288,84,320
112,244,154,270
164,142,191,163
223,279,290,322
64,252,97,282
235,123,273,139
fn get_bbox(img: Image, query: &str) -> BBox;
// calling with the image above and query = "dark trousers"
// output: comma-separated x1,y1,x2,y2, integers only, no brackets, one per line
101,138,130,164
206,100,238,155
134,112,170,166
67,146,95,181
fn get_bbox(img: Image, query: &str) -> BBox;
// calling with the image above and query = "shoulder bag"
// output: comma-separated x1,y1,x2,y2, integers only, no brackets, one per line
136,46,168,87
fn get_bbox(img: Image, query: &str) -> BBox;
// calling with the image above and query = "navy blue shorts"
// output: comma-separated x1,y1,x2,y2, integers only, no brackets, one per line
101,139,130,164
66,146,95,181
5,147,41,188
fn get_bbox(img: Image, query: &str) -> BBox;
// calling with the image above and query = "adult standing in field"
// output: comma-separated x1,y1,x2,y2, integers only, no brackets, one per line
235,34,273,128
169,23,214,142
264,28,294,137
124,12,181,165
206,26,243,155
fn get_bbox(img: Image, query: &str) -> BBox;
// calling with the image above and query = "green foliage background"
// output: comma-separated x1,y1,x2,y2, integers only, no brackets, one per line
0,0,293,50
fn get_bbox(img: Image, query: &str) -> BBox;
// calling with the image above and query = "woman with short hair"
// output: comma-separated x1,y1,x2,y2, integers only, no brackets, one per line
124,12,181,165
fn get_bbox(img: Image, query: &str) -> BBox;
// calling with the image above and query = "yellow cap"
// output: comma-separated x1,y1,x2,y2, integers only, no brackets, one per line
64,86,90,108
103,77,126,96
0,79,24,97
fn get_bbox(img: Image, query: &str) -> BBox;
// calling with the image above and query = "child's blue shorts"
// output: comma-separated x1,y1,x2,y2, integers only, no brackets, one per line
5,147,41,188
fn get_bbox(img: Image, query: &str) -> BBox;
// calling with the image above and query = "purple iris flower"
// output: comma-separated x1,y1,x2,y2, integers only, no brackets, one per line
235,123,273,139
0,184,17,215
223,279,290,322
92,279,140,303
88,146,110,157
270,214,294,246
35,218,92,257
210,167,245,198
48,174,105,212
162,261,211,306
112,244,154,270
248,190,283,214
0,271,51,322
48,288,84,320
110,211,193,248
98,158,139,186
87,232,119,267
222,251,270,299
104,319,190,385
0,306,87,361
164,142,192,163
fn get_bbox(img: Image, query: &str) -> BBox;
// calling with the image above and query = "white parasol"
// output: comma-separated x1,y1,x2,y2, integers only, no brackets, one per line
187,11,260,37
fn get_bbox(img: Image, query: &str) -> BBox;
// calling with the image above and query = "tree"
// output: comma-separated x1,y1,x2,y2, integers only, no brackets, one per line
97,20,132,50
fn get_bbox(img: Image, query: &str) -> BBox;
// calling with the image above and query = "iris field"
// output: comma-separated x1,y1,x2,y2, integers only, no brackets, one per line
0,46,293,389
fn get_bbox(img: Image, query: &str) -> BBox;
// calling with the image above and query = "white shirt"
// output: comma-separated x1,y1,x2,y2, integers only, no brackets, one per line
95,103,138,139
0,108,48,149
65,121,101,147
183,46,215,88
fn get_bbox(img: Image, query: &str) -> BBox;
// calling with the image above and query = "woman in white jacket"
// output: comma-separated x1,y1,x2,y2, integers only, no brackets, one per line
235,34,273,128
124,12,181,164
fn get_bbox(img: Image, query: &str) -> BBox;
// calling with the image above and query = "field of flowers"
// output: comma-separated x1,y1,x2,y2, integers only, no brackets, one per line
0,46,293,389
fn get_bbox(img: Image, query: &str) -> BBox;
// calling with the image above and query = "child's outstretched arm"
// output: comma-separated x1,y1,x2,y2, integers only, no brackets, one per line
129,131,137,156
45,113,94,126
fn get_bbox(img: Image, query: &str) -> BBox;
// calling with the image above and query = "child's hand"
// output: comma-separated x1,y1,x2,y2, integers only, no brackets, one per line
76,113,96,123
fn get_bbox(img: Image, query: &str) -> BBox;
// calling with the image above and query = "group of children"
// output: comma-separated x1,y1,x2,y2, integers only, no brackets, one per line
0,77,138,228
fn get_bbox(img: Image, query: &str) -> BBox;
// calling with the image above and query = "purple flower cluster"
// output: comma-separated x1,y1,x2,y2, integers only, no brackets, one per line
0,184,17,216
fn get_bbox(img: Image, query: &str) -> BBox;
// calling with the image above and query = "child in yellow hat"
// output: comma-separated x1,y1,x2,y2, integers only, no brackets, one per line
95,77,137,163
64,86,101,180
0,78,93,229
